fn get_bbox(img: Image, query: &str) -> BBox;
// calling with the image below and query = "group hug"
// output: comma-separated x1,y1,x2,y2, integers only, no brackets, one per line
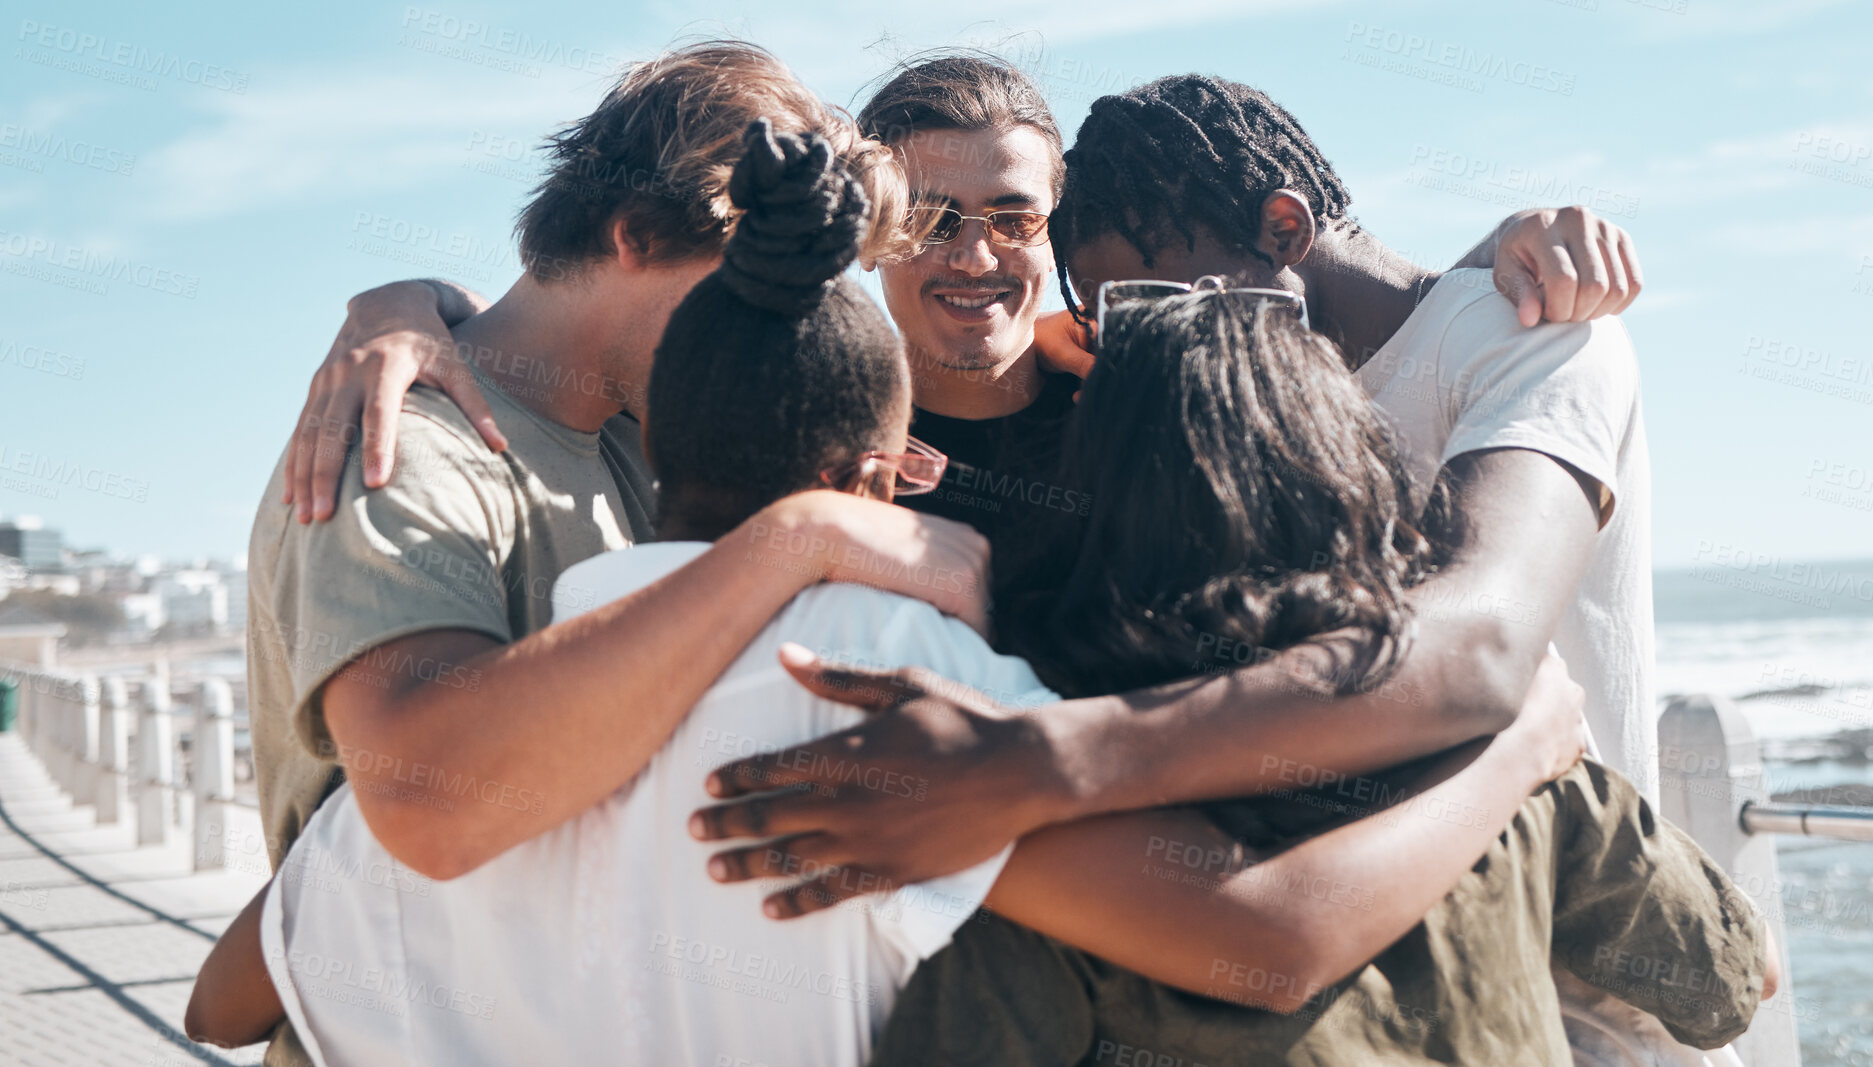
182,38,1775,1067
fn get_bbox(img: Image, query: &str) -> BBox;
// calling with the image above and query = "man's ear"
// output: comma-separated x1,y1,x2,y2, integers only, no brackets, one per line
1253,190,1316,269
610,218,648,273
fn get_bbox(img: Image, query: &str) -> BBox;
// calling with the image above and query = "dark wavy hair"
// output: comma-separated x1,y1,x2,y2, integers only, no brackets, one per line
995,293,1443,700
517,40,917,279
647,119,907,540
857,50,1065,198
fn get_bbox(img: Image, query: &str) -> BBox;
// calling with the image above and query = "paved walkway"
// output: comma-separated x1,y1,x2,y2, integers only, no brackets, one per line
0,734,269,1065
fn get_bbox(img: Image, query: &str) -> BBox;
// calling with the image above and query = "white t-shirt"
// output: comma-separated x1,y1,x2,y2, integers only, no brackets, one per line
1359,270,1705,1067
1356,268,1658,804
262,541,1047,1067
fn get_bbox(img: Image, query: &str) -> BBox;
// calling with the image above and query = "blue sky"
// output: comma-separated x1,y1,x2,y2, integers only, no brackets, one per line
2,0,1868,568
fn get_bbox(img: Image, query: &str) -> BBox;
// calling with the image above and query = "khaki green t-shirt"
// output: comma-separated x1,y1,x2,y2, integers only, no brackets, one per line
246,378,654,873
872,760,1766,1066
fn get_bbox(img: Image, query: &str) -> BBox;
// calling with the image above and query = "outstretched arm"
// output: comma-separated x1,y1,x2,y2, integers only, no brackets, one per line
692,447,1602,908
321,490,989,882
185,880,283,1048
285,279,493,521
989,667,1578,1014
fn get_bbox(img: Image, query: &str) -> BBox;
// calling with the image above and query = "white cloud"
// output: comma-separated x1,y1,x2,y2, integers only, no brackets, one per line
132,65,598,221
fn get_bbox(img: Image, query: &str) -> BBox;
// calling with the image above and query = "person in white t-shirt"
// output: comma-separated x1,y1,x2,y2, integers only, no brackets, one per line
185,121,1591,1066
1050,76,1682,1067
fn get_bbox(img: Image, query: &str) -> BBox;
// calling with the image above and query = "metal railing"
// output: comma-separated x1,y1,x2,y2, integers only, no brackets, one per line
1656,692,1873,1067
1741,800,1873,842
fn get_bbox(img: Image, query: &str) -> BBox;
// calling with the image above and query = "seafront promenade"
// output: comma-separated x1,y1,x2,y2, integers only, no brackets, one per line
0,733,266,1065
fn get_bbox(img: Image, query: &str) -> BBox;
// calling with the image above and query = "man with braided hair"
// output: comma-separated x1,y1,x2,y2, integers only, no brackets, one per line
1038,74,1683,1067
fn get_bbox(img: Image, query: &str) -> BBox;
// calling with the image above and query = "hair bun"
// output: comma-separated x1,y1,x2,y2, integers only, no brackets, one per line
720,118,870,316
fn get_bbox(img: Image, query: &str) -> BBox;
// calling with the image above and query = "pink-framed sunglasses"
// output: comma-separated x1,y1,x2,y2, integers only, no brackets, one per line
818,435,948,496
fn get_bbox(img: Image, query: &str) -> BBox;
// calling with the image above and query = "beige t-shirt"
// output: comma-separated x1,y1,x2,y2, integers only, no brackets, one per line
1355,268,1656,803
1355,270,1703,1067
246,376,653,876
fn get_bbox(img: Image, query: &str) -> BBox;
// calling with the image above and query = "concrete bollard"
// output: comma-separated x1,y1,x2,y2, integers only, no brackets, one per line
1658,694,1802,1067
50,674,79,794
136,681,175,847
32,673,65,788
96,677,131,825
77,676,100,806
193,678,236,871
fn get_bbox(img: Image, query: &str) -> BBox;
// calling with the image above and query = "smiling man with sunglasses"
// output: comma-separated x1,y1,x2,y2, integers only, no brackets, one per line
851,56,1090,546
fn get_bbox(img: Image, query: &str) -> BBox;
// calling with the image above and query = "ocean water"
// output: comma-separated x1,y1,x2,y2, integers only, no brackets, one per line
1654,560,1873,1066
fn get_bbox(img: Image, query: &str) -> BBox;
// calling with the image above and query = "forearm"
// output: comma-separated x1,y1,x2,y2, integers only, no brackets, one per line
1037,610,1518,823
1198,735,1539,1005
185,880,284,1047
341,505,830,878
995,735,1541,1014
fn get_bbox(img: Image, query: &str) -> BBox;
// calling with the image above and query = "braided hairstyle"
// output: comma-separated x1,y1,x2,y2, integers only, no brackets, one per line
1052,75,1352,311
648,119,907,540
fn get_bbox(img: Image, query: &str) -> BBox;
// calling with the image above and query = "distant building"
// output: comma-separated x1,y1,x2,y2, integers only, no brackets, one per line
118,593,165,639
154,570,229,632
0,518,63,572
0,602,66,668
23,573,80,596
222,569,247,630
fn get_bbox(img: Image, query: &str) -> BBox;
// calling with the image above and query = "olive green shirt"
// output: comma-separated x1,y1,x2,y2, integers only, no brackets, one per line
870,761,1765,1067
245,374,654,1066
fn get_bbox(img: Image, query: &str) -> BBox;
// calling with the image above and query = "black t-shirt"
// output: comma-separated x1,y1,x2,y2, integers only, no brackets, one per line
900,372,1088,544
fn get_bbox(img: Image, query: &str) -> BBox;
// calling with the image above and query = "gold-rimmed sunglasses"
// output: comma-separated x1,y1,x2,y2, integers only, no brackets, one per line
910,205,1051,249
